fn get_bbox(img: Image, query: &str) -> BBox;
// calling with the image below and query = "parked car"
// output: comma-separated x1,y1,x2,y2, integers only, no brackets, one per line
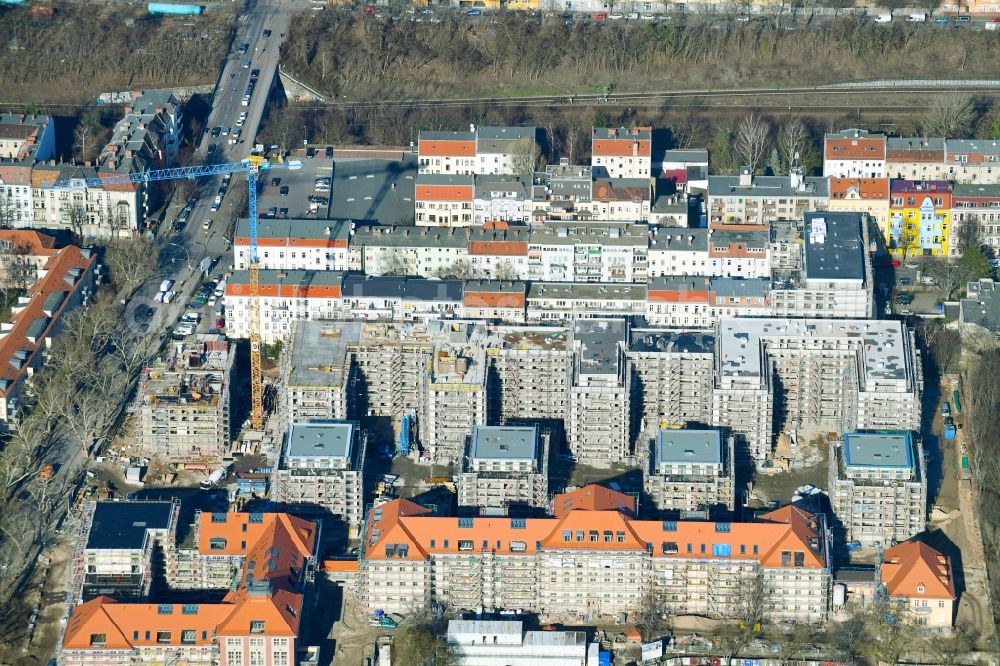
280,185,289,196
898,276,912,286
325,146,334,158
271,177,281,187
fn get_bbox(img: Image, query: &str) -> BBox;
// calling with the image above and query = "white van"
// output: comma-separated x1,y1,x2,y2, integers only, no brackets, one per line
907,12,926,21
875,12,892,22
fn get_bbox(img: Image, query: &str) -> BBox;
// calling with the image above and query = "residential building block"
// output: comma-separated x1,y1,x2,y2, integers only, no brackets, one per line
644,428,735,516
457,425,550,514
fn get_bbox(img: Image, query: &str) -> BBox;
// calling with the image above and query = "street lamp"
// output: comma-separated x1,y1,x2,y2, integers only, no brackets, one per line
168,242,191,271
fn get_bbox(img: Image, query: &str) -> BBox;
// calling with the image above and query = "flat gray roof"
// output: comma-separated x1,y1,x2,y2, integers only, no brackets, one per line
843,432,913,469
235,218,353,242
529,222,648,246
803,212,865,282
470,425,538,461
629,329,715,355
708,174,829,198
574,318,626,376
286,420,355,459
528,282,645,302
961,279,1000,333
953,183,1000,199
657,429,722,465
711,276,769,299
331,156,416,224
87,501,174,550
718,318,913,383
352,224,470,249
649,228,709,251
287,321,363,388
229,269,344,288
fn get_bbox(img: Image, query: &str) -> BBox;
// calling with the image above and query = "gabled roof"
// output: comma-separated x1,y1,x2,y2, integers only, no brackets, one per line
881,541,955,600
62,597,234,649
216,585,302,637
829,177,889,200
362,495,827,570
552,484,635,518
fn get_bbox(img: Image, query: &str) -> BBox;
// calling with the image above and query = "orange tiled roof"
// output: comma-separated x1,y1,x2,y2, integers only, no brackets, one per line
463,291,526,308
825,136,886,161
553,485,635,518
0,229,57,253
63,512,318,651
363,492,826,570
829,177,889,200
0,245,94,396
415,183,473,202
419,139,475,157
881,541,955,600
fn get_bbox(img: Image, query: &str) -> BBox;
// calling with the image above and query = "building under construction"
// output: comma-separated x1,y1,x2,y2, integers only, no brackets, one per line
829,431,927,546
136,335,234,462
713,318,922,463
273,420,368,537
644,428,735,516
626,329,715,444
569,320,630,463
457,425,550,514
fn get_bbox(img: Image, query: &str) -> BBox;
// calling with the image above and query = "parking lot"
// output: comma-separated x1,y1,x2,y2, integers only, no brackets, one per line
258,148,335,220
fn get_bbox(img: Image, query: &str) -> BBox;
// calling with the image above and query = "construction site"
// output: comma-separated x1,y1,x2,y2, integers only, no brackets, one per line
135,334,235,464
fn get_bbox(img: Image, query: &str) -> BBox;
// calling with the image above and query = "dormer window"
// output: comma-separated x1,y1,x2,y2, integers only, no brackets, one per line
917,584,925,594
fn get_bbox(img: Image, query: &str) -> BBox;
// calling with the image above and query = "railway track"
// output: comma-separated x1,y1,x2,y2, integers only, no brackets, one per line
3,81,999,115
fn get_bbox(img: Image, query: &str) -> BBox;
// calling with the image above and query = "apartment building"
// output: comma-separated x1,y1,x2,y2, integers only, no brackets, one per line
647,226,770,279
0,229,58,288
534,161,593,220
233,218,351,271
823,129,887,178
946,139,1000,184
166,511,318,592
0,243,96,425
274,421,368,537
527,222,648,283
707,169,829,226
886,138,948,181
457,425,550,514
358,487,831,623
417,129,476,175
488,326,574,430
829,432,927,547
64,511,316,666
645,428,735,516
225,270,344,343
880,541,955,628
281,320,359,425
463,280,527,321
959,277,1000,339
626,329,715,442
343,274,464,323
421,342,488,465
0,113,55,227
569,319,630,463
467,223,530,280
136,334,233,463
770,212,873,319
951,183,1000,254
415,174,475,227
713,318,922,463
591,127,652,179
526,282,646,322
645,276,769,328
586,178,652,221
655,148,709,191
649,193,691,227
417,126,538,176
475,126,539,176
473,175,533,225
887,180,953,257
350,224,471,276
446,619,598,666
32,90,182,237
72,501,179,604
827,177,890,233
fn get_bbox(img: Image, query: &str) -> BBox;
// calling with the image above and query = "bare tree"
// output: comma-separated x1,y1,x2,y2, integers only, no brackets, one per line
636,584,672,641
921,95,978,138
65,203,89,241
73,124,89,165
436,259,477,280
0,192,18,230
493,260,518,282
0,238,38,290
734,112,771,174
104,238,160,297
510,138,542,182
921,621,978,666
777,119,809,173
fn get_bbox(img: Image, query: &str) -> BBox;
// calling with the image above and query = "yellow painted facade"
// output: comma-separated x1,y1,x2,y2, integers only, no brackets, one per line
887,195,953,258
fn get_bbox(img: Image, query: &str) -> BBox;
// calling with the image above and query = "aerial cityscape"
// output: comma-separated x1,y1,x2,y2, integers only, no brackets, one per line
2,0,1000,665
